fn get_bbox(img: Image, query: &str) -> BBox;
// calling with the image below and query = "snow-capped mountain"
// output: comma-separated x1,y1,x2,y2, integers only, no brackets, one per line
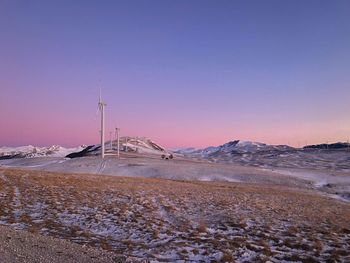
120,136,167,154
0,145,85,159
66,137,168,158
175,140,293,158
0,137,170,160
174,140,350,169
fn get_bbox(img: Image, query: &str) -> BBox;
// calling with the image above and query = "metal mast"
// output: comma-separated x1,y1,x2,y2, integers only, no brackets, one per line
115,128,120,158
110,131,113,150
98,90,107,159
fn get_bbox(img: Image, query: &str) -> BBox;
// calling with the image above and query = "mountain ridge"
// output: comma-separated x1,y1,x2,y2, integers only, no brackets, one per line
174,140,294,157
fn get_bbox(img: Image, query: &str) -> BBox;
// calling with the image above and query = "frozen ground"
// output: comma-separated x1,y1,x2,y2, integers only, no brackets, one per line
0,153,349,201
0,168,349,262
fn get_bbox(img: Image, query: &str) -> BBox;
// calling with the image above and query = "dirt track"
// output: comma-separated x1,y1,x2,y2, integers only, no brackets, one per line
0,224,121,263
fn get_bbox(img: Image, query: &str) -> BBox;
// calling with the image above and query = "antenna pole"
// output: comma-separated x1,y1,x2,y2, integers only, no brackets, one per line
109,131,113,150
98,91,106,159
101,103,105,158
116,128,120,158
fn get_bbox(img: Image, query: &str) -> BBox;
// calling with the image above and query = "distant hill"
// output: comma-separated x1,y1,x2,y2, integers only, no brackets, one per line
0,145,85,159
303,142,350,149
175,140,294,158
174,140,350,170
0,137,169,160
66,137,168,158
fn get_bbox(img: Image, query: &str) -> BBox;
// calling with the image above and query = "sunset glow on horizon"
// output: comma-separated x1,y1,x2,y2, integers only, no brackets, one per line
1,0,350,149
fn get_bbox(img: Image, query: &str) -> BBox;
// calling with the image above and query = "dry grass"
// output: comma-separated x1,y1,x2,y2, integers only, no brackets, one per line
0,168,349,262
197,221,207,233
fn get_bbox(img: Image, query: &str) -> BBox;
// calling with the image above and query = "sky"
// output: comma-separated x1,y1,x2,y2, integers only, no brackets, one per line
1,0,350,148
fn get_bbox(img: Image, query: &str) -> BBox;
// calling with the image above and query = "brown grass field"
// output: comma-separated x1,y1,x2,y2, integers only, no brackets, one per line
0,168,349,262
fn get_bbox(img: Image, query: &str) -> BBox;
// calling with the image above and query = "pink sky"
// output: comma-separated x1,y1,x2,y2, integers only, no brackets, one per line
1,1,349,148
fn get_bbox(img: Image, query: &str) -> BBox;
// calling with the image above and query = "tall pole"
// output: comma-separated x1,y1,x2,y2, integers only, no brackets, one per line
116,128,120,158
99,90,106,159
101,104,105,158
114,129,117,149
110,131,113,150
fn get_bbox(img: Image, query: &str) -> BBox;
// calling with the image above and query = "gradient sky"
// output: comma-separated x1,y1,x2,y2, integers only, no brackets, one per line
1,0,350,148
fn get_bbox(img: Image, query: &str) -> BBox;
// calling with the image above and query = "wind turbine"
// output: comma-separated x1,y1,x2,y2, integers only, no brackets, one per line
115,127,120,158
109,131,113,150
98,89,107,158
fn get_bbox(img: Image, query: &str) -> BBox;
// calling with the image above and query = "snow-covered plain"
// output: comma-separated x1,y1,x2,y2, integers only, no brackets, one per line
0,155,312,186
1,149,349,202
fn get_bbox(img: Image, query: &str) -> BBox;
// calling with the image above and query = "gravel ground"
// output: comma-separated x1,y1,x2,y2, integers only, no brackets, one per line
0,225,122,263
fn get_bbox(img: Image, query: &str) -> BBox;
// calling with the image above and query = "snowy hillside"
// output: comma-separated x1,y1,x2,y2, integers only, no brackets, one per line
0,136,169,160
119,136,167,154
174,140,350,172
0,145,85,159
175,140,293,158
66,136,169,158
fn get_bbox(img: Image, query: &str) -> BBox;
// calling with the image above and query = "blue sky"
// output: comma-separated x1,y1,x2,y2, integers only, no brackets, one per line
1,0,350,147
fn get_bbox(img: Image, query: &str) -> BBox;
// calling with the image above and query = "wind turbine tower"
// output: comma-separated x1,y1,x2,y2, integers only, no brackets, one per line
115,127,120,158
98,91,107,159
110,131,113,150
